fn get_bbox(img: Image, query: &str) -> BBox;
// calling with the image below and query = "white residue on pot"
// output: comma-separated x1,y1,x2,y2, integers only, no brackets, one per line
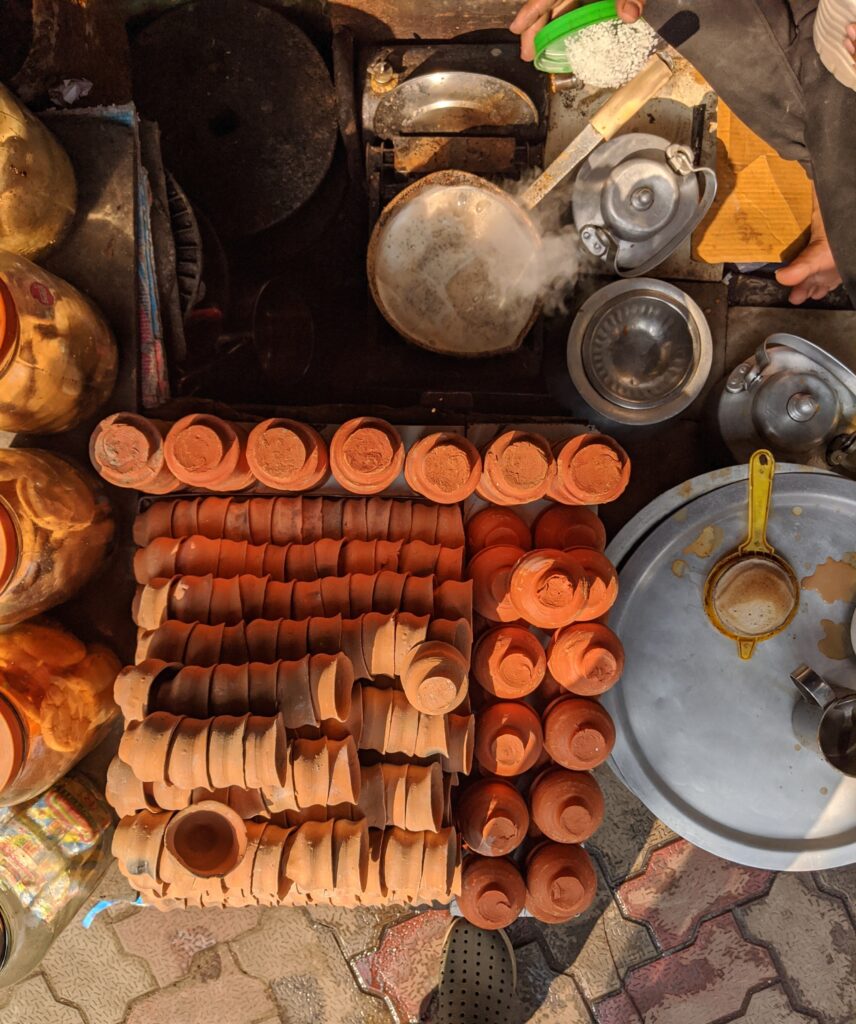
564,19,659,88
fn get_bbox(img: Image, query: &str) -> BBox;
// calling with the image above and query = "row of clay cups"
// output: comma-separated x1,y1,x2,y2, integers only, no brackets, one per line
456,768,605,857
477,430,631,506
136,613,473,710
134,535,465,587
133,571,472,630
458,841,597,929
472,620,625,701
108,754,446,832
133,495,465,548
119,712,360,804
116,654,355,727
473,696,616,777
116,810,460,906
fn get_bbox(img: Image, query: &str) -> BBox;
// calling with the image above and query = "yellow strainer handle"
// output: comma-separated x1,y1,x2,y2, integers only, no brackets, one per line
740,449,775,556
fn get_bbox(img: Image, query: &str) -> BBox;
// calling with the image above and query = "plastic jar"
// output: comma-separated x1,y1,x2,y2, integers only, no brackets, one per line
0,620,120,806
815,0,856,90
0,449,114,626
0,252,118,434
0,82,77,259
0,768,115,988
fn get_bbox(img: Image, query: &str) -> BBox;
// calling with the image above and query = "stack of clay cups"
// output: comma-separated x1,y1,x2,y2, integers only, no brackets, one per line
458,498,626,928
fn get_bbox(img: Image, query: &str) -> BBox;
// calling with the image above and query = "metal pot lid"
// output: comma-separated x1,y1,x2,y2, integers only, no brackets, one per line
718,333,856,473
573,134,716,277
567,278,713,424
602,470,856,870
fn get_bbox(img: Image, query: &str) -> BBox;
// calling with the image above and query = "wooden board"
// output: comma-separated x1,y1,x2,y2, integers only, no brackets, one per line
329,0,522,39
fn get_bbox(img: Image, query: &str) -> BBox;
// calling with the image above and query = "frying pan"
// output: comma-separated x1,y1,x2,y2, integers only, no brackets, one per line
368,53,673,357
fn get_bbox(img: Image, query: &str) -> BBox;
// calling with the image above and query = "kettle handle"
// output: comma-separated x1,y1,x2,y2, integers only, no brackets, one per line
613,165,718,278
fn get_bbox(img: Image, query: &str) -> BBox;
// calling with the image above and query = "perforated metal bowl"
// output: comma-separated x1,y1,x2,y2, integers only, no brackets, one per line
567,278,712,424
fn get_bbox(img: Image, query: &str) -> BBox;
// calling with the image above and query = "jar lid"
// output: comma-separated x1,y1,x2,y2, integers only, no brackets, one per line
0,276,18,369
0,503,19,593
0,694,25,792
534,0,618,73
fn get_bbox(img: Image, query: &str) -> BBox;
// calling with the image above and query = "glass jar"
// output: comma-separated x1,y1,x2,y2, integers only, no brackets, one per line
0,82,77,259
0,769,115,988
0,620,120,806
0,449,114,625
0,252,117,434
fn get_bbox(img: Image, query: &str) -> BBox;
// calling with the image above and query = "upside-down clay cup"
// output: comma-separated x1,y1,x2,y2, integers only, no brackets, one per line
465,507,532,553
530,766,605,843
330,417,405,495
475,701,543,777
246,418,329,492
404,433,482,504
542,696,616,771
508,549,588,629
473,625,546,699
467,545,526,623
547,622,625,696
459,855,526,930
533,505,607,552
525,841,597,923
550,434,631,505
164,414,254,490
456,778,530,857
89,413,180,493
477,431,556,505
566,547,619,621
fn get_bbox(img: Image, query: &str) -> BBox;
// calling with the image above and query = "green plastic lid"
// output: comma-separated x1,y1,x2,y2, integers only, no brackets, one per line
534,0,619,74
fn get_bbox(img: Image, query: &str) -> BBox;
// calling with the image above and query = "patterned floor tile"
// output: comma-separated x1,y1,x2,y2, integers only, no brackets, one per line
230,907,390,1024
815,864,856,919
40,894,156,1024
305,903,412,958
617,839,773,951
541,858,657,1001
114,905,262,987
515,943,594,1024
732,984,818,1024
586,766,677,885
737,874,856,1023
0,974,86,1024
592,914,777,1024
352,909,451,1023
124,947,276,1024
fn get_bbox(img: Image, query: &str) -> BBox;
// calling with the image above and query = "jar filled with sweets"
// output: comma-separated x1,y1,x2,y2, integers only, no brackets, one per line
0,620,120,807
0,767,115,988
0,252,117,434
0,449,114,626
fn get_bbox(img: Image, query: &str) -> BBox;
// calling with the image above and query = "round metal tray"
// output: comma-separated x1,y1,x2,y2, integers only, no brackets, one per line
602,471,856,870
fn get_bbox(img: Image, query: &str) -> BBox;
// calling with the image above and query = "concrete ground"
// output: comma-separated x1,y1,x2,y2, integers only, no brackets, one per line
3,762,854,1024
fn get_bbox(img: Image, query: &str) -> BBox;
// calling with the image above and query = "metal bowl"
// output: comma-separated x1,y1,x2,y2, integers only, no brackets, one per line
567,278,713,425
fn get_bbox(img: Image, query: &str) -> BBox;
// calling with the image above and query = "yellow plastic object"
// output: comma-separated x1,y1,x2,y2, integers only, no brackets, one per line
703,450,800,660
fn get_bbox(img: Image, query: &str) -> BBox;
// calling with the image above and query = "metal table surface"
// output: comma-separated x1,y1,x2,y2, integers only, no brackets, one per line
602,470,856,870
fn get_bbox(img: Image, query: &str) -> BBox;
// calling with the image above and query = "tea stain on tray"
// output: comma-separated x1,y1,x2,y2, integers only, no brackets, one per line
818,619,851,661
683,524,724,560
671,559,688,578
802,554,856,605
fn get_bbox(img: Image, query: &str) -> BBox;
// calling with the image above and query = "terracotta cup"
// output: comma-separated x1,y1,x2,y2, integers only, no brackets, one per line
509,549,589,629
533,505,607,552
473,625,546,699
382,827,425,899
530,766,605,843
118,712,184,785
419,827,460,902
478,431,557,505
164,414,254,490
542,696,616,771
443,713,476,774
246,417,329,492
330,417,405,495
525,841,597,923
404,433,482,504
475,701,543,777
465,506,532,554
90,413,180,493
404,763,445,832
566,547,619,621
547,622,625,695
550,434,631,505
401,640,469,716
467,544,526,623
106,756,155,819
164,801,248,879
456,778,529,857
459,855,526,930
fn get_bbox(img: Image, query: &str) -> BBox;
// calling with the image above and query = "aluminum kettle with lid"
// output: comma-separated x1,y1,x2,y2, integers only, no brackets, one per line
572,133,716,277
718,333,856,475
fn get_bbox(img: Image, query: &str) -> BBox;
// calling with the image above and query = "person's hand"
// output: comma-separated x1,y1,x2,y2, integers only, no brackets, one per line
846,23,856,67
774,189,842,304
510,0,647,60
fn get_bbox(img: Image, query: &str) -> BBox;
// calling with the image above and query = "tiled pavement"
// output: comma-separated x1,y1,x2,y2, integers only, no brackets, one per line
3,765,856,1024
